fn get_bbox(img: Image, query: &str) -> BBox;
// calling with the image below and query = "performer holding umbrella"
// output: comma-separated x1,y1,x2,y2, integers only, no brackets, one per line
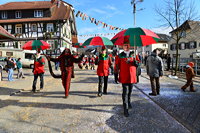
22,40,50,92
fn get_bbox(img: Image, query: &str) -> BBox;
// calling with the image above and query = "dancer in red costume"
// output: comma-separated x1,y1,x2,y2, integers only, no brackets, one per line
48,48,84,98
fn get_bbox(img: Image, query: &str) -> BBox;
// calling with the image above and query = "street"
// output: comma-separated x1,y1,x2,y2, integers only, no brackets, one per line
0,66,199,133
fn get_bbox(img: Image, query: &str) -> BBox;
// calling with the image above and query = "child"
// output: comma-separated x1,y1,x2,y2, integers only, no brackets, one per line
181,62,196,92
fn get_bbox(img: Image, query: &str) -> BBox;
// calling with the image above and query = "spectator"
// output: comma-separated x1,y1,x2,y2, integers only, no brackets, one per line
7,57,15,81
0,64,3,81
146,49,164,96
16,58,25,79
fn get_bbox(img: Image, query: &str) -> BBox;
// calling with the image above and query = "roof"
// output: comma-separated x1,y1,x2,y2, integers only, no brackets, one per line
170,20,200,33
157,34,171,42
0,25,15,39
0,1,52,10
0,1,72,24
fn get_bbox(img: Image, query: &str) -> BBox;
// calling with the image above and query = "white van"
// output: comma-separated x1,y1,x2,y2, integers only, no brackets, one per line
0,48,36,68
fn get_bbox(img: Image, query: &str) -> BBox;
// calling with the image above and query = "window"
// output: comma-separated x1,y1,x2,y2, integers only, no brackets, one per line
15,11,21,18
25,53,34,59
6,52,13,56
163,44,167,47
1,11,7,19
34,10,43,17
179,42,185,50
189,42,196,49
15,24,22,34
31,24,37,32
170,44,176,51
47,23,54,32
179,31,186,38
199,42,200,47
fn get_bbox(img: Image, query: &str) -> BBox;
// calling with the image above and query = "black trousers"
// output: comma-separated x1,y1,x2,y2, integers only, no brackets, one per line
150,77,160,94
122,83,133,109
98,76,108,94
32,73,44,91
114,73,118,83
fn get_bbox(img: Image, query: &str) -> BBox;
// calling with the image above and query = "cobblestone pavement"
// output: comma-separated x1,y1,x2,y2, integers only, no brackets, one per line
135,69,200,133
0,67,192,133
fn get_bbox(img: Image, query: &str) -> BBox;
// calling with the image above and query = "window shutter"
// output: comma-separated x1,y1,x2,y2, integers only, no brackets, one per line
53,23,57,32
22,24,25,33
185,43,189,49
11,25,15,34
43,23,46,32
194,41,197,48
170,44,173,50
179,43,181,50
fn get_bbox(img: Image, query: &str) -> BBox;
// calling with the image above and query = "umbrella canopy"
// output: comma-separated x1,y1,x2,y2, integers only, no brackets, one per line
111,27,160,47
73,43,86,48
0,26,15,40
22,40,51,51
82,36,113,46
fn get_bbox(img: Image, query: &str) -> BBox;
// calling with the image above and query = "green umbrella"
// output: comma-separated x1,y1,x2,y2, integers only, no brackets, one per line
82,36,113,46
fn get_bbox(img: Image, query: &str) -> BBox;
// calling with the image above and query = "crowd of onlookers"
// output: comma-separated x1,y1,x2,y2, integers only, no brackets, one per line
0,57,25,81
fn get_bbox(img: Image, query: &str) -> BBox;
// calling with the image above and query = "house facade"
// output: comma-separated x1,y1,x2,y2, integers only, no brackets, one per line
0,0,78,54
168,20,200,59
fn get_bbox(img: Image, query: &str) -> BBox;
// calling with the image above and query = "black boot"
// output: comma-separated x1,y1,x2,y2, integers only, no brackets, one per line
128,102,132,109
124,109,129,117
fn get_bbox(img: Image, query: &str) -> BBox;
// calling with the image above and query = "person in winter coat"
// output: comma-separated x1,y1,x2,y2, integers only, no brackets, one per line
96,46,112,97
0,64,3,81
48,48,84,98
16,58,25,79
32,52,45,92
6,57,15,81
115,43,139,117
181,62,196,92
146,48,164,96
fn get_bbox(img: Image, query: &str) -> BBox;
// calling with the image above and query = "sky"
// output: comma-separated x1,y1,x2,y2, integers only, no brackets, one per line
1,0,200,43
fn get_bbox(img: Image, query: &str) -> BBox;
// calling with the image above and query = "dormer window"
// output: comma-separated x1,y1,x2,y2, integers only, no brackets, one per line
1,11,7,19
34,10,43,17
15,11,22,18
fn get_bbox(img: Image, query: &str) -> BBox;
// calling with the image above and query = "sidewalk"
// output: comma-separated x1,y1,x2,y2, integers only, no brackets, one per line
136,69,200,133
0,68,190,133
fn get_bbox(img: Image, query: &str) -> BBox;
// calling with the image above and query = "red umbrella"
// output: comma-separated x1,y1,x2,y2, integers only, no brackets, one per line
22,40,51,51
111,27,160,47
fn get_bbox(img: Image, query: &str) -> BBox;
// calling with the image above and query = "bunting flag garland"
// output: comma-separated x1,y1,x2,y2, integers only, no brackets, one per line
74,10,124,31
79,32,117,37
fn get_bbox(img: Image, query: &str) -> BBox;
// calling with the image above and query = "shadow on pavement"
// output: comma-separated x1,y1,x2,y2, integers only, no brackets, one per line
106,100,189,133
0,99,119,114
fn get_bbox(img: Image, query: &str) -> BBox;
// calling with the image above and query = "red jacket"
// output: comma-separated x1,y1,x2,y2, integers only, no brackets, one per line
33,57,45,74
97,54,111,76
116,51,138,84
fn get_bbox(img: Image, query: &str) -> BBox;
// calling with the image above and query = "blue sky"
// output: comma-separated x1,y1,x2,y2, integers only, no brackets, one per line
1,0,200,42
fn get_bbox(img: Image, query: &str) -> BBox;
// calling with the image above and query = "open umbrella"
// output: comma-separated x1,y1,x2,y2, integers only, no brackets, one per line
73,43,86,48
111,27,160,47
22,40,51,51
0,26,15,40
82,36,113,46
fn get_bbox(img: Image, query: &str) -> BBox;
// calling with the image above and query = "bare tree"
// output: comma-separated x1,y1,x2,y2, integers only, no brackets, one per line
155,0,199,75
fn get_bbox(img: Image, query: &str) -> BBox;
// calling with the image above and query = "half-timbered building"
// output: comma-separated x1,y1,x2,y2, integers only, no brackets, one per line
0,0,78,52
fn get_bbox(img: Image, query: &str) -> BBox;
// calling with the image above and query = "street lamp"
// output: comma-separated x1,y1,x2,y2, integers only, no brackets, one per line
131,0,144,55
131,0,144,27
